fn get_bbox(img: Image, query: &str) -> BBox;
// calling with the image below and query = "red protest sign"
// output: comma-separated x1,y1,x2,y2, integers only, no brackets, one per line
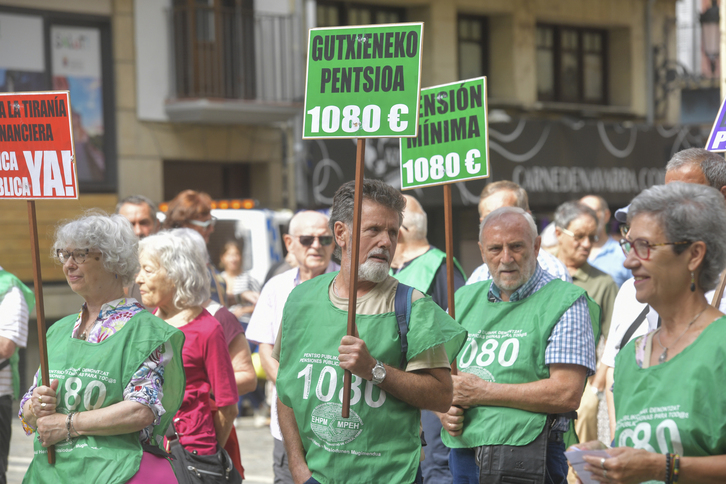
0,91,77,199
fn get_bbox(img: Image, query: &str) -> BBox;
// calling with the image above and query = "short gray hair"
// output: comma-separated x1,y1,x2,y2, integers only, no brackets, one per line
480,206,538,244
666,148,726,190
582,195,609,216
628,181,726,291
115,194,158,216
329,179,406,257
138,230,211,309
554,201,598,230
52,212,140,286
405,211,428,240
480,181,529,210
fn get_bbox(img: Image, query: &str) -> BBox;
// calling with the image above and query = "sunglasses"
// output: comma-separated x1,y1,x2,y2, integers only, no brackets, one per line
294,235,333,247
187,216,217,229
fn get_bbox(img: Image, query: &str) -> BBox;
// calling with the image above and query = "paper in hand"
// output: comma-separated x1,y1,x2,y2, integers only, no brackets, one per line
565,449,611,484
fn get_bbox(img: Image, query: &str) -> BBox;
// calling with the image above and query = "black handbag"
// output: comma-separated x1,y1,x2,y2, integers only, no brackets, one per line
167,424,242,484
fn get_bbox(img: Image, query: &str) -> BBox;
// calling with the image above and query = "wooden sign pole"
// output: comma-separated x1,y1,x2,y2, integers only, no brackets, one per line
27,201,55,464
443,185,459,376
443,184,456,319
342,139,366,418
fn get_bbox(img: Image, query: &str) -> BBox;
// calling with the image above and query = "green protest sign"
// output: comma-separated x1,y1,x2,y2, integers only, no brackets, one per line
303,23,423,139
399,77,489,189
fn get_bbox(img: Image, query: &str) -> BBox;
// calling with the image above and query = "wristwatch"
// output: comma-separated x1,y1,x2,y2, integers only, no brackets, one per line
371,360,386,385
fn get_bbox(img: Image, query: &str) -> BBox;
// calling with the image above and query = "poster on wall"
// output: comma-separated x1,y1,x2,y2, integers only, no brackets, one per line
51,25,105,183
0,13,46,92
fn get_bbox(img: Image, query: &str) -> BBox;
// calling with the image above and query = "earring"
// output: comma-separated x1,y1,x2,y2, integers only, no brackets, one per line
690,272,695,292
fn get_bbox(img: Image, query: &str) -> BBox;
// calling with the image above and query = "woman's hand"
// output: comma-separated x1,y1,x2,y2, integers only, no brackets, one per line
31,379,59,419
36,412,68,447
240,290,259,305
439,406,466,437
582,447,665,484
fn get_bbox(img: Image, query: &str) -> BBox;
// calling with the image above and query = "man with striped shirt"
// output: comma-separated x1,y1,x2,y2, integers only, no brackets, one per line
0,266,32,484
441,208,597,484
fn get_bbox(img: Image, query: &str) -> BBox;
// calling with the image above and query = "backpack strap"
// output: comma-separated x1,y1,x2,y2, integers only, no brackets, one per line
617,304,650,351
394,283,414,370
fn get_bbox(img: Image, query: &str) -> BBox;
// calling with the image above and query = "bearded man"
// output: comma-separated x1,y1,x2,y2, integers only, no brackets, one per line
274,179,466,484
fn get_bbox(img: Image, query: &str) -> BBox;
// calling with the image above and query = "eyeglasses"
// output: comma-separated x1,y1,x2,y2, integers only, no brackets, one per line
56,249,98,265
560,227,599,244
295,235,333,247
187,216,217,229
619,238,691,261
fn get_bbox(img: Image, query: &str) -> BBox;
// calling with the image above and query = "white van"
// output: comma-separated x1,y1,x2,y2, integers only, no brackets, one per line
158,204,293,286
207,207,293,285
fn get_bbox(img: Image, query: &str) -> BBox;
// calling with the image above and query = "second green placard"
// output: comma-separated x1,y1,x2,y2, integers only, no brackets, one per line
399,77,490,189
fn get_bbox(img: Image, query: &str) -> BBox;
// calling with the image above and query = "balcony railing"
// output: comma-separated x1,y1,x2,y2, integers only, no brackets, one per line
170,5,304,103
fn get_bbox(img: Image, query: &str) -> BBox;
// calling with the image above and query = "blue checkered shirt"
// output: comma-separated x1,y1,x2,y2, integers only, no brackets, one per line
488,264,597,431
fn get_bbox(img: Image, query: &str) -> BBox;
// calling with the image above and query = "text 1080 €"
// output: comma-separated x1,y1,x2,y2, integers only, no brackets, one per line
402,149,482,184
307,104,409,134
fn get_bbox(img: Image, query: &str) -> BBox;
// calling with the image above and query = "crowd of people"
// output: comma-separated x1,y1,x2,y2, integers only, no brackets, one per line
5,146,726,484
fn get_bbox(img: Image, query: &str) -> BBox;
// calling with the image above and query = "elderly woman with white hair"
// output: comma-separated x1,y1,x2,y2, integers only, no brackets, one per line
576,182,726,483
19,213,186,483
169,228,257,477
136,230,240,480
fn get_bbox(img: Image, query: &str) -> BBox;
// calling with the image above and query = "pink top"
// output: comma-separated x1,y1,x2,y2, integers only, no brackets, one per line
174,309,238,455
205,301,243,345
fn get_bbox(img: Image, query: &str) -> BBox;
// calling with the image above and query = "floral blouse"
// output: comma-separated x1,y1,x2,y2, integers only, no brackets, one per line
19,298,168,443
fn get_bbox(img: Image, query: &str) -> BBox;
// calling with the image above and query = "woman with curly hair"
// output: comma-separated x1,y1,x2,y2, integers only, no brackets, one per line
19,213,186,483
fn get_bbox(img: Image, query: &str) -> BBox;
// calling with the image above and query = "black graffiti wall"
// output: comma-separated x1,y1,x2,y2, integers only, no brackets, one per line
303,118,708,211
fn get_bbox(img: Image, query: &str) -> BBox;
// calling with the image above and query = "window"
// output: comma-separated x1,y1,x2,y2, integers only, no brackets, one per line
537,25,607,104
0,8,117,192
315,1,405,28
458,14,488,80
172,0,255,99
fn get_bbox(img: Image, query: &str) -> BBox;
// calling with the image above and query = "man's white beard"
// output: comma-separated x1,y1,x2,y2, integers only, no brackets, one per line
359,258,389,283
348,245,390,283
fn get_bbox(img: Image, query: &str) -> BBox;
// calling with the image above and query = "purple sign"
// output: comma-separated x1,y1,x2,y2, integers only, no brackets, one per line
706,96,726,152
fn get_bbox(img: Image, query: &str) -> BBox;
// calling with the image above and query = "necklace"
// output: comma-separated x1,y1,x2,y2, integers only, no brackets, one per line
655,308,706,364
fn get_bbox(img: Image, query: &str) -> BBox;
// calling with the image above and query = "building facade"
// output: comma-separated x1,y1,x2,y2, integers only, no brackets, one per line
2,0,716,388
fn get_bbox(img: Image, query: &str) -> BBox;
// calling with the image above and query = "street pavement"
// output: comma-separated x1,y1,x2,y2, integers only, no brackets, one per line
7,416,274,483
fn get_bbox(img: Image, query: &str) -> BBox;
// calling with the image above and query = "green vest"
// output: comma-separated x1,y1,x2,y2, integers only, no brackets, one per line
0,270,35,399
277,273,467,484
390,248,466,296
23,311,186,484
443,279,599,449
613,317,726,484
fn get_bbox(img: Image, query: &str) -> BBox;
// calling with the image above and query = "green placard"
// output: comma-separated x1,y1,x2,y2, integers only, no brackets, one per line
399,77,490,189
303,23,423,139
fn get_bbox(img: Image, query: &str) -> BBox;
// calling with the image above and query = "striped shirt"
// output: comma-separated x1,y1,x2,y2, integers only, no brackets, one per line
0,285,29,397
221,270,261,324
